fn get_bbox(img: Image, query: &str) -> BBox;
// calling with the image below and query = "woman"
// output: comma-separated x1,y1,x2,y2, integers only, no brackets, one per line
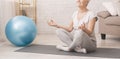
47,0,97,53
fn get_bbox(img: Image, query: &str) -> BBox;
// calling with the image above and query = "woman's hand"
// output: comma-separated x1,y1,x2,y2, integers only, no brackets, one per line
47,19,59,28
79,23,86,31
78,18,96,36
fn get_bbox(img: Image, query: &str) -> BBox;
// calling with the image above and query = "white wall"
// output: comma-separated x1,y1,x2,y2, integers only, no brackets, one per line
0,0,15,41
37,0,76,34
37,0,114,34
0,0,115,41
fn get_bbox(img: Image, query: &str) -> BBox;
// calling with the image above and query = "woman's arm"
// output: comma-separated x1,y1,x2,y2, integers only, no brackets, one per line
67,18,96,51
57,20,73,32
79,17,96,36
47,20,73,32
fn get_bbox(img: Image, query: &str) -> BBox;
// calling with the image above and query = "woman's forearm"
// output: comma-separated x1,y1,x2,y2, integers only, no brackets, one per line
82,28,92,36
80,18,96,36
57,25,73,32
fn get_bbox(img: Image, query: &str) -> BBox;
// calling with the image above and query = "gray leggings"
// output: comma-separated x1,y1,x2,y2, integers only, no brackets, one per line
56,28,96,52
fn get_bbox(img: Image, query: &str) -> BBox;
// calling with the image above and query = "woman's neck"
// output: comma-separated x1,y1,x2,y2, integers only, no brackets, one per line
78,7,88,13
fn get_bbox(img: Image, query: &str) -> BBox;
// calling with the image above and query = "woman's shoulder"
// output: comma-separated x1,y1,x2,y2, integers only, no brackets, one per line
73,10,78,14
87,10,97,20
87,10,96,15
72,10,78,18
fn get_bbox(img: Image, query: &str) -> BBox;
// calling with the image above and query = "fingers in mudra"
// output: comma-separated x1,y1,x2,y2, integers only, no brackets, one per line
47,19,58,27
79,23,86,30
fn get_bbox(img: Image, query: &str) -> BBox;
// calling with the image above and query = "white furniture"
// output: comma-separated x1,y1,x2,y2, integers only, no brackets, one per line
97,11,120,40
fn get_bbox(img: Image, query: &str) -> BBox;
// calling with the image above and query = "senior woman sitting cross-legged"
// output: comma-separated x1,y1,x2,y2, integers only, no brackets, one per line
47,0,97,54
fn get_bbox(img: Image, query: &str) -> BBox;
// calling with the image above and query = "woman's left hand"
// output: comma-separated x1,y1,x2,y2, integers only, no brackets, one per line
79,23,86,31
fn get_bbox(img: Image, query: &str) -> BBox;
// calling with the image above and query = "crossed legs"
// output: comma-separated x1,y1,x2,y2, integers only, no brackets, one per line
56,28,96,53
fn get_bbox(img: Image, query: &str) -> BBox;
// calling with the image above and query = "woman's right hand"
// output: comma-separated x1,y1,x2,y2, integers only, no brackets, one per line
47,19,59,28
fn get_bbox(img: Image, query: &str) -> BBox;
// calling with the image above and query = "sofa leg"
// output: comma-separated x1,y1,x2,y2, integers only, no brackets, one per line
101,34,106,40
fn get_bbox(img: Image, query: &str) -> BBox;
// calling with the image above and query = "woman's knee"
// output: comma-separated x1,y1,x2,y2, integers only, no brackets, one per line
74,30,84,36
56,28,66,35
76,30,88,36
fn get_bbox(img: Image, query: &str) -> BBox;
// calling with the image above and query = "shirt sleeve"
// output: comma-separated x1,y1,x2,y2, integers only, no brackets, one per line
89,11,97,21
72,11,77,19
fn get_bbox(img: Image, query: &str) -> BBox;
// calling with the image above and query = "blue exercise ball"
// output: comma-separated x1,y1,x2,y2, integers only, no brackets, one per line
5,16,37,46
